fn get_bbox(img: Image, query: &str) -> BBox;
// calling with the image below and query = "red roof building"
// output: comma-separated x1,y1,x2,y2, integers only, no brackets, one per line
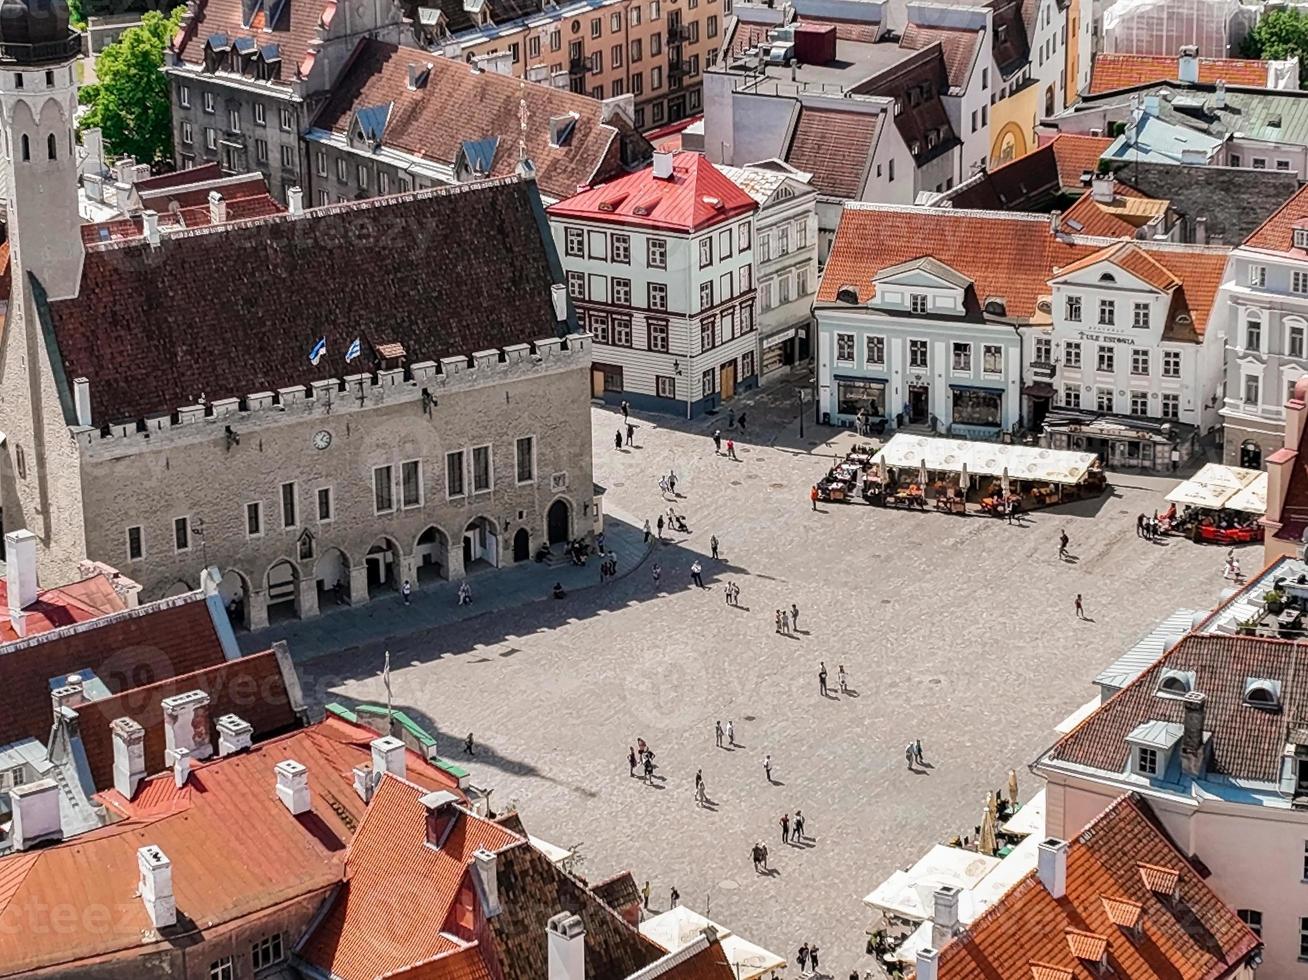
1088,52,1272,95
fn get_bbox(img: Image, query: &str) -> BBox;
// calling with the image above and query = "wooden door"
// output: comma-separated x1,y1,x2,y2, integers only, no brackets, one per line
720,362,736,402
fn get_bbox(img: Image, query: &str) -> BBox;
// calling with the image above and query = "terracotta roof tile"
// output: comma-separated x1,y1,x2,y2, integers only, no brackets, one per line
129,162,223,192
931,795,1259,980
1138,862,1180,896
1050,134,1113,188
645,938,738,979
1100,895,1143,929
784,108,879,199
0,572,125,641
384,945,496,980
1088,53,1270,95
899,23,984,90
1053,241,1179,292
1060,184,1165,238
944,134,1107,212
1243,181,1308,253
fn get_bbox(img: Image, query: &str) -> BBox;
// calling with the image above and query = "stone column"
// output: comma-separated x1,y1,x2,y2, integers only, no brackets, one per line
348,564,370,606
400,555,418,590
248,590,270,630
297,576,319,619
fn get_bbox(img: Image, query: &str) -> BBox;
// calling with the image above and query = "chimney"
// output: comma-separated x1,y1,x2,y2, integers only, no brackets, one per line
161,690,213,764
207,190,226,225
1194,216,1207,244
1214,79,1226,108
1091,173,1115,203
915,947,940,980
137,845,177,929
8,779,62,850
547,912,586,980
1037,838,1068,899
275,759,310,815
652,149,674,180
472,847,502,916
73,376,92,426
51,674,85,714
287,185,304,215
173,747,191,788
931,885,961,950
526,63,548,83
1178,44,1199,84
420,789,461,846
1143,94,1160,116
353,763,378,803
371,735,407,779
1180,690,1209,776
406,62,431,90
5,528,38,637
551,282,569,321
112,717,147,799
1049,210,1061,235
142,209,160,247
216,714,253,756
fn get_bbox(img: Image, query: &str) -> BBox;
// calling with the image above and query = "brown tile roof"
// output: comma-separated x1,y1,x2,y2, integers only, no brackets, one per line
172,0,327,83
853,44,959,165
42,177,569,426
1053,240,1179,292
946,134,1111,211
1050,134,1113,188
313,41,650,203
647,937,738,979
0,594,229,761
988,0,1029,77
1242,181,1308,253
0,716,462,977
785,107,879,199
137,171,273,211
899,23,984,91
130,162,224,192
930,795,1260,980
0,572,125,641
793,15,879,42
1088,53,1270,95
1047,633,1308,782
80,192,284,244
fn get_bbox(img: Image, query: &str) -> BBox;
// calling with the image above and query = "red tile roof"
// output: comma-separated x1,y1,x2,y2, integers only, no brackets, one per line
1088,53,1270,95
80,192,284,244
386,946,497,980
0,716,463,977
1049,134,1113,189
172,0,327,83
899,23,984,90
1100,895,1143,929
129,162,224,192
1138,862,1180,896
785,107,879,199
1059,183,1163,238
313,41,649,203
0,572,125,641
547,151,756,232
645,938,738,979
944,134,1111,211
137,171,272,211
46,177,569,426
1052,240,1179,292
1047,633,1308,782
928,795,1259,980
1242,181,1308,253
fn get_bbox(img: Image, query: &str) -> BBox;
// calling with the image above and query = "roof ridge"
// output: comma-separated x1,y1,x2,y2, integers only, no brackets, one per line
0,589,210,656
843,201,1053,223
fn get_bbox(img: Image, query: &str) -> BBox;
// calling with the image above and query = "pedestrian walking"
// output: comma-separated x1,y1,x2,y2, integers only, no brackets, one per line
644,754,654,781
838,664,848,693
1170,446,1180,472
626,422,634,445
775,609,782,633
797,944,810,974
656,515,665,539
643,519,651,542
628,746,637,776
759,842,768,869
818,662,828,696
1058,529,1069,559
641,880,651,909
402,579,412,605
464,732,475,755
780,812,790,843
810,485,819,510
751,842,763,872
621,400,630,421
668,472,677,495
791,602,800,630
781,609,791,634
715,720,724,747
695,768,705,805
727,439,738,460
794,808,805,840
1005,497,1016,524
659,476,670,498
1075,593,1086,619
670,886,679,908
713,429,722,454
913,739,924,766
1136,513,1145,538
615,429,623,450
710,534,720,559
763,753,773,782
727,720,735,746
809,946,819,972
691,560,705,588
905,742,917,771
652,562,662,585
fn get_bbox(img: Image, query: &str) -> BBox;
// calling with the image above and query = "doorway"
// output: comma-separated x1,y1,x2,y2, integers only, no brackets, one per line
669,94,687,121
547,499,571,544
513,527,530,562
592,368,605,398
720,361,736,402
1240,440,1262,469
909,385,930,424
1029,395,1050,430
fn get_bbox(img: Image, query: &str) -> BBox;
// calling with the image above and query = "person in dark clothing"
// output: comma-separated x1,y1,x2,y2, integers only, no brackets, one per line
614,430,622,450
628,747,637,776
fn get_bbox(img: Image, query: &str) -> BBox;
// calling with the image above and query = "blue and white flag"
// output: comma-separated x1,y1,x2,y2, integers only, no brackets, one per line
309,337,327,365
345,337,362,362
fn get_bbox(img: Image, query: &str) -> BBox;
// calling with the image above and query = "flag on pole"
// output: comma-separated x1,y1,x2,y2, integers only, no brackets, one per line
383,650,392,724
345,337,362,362
309,337,327,365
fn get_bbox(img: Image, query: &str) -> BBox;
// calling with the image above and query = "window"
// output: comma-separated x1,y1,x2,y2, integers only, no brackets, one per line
588,311,610,344
401,460,422,508
472,446,492,492
648,318,668,351
910,293,928,314
174,517,191,553
1299,917,1308,958
181,121,193,145
1250,265,1267,287
1097,387,1114,412
1097,345,1114,372
742,350,755,378
1064,341,1082,367
983,345,1002,374
631,39,643,62
648,238,667,268
1130,390,1148,415
209,957,235,980
1132,302,1150,328
1098,299,1115,326
591,15,601,36
316,487,333,522
316,151,327,177
699,236,713,267
204,128,217,151
446,450,465,497
1131,349,1150,375
1253,158,1267,169
910,339,928,368
612,43,622,67
514,436,535,484
1295,270,1308,295
613,277,631,305
1279,159,1292,171
227,107,240,132
1161,393,1179,419
1062,385,1080,408
373,465,395,513
612,314,632,346
280,145,296,170
612,233,630,263
655,375,675,399
866,335,885,365
740,303,754,333
246,502,263,537
567,271,585,299
1244,374,1261,406
630,4,640,24
702,368,716,397
708,14,718,36
280,481,297,528
739,222,750,250
179,84,191,108
1065,295,1081,322
836,333,855,363
699,281,714,311
566,227,584,256
203,90,215,113
127,526,143,561
255,138,268,163
649,282,667,310
952,342,972,371
279,107,293,132
252,933,286,970
337,157,348,182
718,228,732,259
1232,910,1261,938
1247,315,1262,352
379,172,389,195
700,317,716,351
1292,322,1306,358
1162,350,1181,377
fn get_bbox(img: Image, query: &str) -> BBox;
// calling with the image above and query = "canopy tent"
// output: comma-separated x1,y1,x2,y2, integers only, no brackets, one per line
1164,463,1267,515
872,435,1098,487
863,844,1001,922
640,905,785,978
1001,787,1046,838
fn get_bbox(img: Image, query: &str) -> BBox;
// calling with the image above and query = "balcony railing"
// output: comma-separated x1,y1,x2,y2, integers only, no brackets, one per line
0,33,81,64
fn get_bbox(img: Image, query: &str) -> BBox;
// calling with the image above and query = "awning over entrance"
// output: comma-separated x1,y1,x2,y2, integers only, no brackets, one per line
1022,382,1055,398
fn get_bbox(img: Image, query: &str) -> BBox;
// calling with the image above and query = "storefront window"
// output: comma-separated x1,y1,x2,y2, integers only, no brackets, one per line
952,389,1001,426
837,379,885,417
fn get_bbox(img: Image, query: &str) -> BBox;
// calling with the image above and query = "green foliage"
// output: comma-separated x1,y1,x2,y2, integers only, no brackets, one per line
67,0,85,30
1242,7,1308,86
77,6,183,165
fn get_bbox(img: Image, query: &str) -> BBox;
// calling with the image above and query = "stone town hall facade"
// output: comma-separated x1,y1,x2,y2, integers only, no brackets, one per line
0,17,593,629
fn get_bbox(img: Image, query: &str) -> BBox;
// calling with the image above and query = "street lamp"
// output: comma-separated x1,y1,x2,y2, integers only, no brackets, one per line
797,387,805,438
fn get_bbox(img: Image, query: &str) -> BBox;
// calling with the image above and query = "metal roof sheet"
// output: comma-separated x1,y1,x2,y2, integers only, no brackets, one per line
1094,609,1201,694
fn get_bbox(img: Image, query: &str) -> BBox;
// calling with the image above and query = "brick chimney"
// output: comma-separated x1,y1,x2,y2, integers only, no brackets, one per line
1091,173,1115,204
1180,690,1210,776
9,778,62,850
5,528,38,637
472,847,502,916
208,190,227,225
162,690,213,764
112,717,146,799
547,912,586,980
137,845,177,929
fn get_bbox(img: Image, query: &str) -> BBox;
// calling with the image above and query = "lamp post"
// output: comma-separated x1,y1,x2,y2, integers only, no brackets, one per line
797,387,805,438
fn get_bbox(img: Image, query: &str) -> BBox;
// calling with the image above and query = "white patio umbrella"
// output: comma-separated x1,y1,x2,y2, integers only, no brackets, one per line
959,461,970,492
1007,768,1019,807
1001,467,1010,496
979,793,998,855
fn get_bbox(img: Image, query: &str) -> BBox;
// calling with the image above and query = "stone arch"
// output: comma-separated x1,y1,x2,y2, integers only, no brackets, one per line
513,527,531,563
365,536,403,597
217,568,252,630
1244,306,1265,351
265,558,301,622
314,546,351,609
546,496,572,545
414,526,451,583
462,516,500,571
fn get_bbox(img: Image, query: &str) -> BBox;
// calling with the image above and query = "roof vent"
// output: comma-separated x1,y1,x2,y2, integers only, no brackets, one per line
1245,677,1283,710
597,191,628,212
137,845,177,929
1156,668,1195,696
836,286,859,304
216,714,253,756
983,297,1007,316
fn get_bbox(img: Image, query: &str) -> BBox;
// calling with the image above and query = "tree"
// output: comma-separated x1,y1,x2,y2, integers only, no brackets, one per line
1241,7,1308,86
78,6,184,166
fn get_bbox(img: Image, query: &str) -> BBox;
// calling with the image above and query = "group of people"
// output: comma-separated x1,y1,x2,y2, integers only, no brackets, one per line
1223,550,1244,582
796,943,822,975
779,808,807,843
774,603,801,634
904,739,926,771
712,429,740,460
629,738,659,781
818,662,848,696
723,581,742,606
1136,510,1170,541
456,581,472,606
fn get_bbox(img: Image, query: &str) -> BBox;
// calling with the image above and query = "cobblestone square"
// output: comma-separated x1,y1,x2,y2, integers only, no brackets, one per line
299,383,1254,977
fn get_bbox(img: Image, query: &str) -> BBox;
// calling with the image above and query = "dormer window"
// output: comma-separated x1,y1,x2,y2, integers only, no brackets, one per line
1244,677,1282,711
1295,228,1308,250
1126,720,1182,778
910,294,927,314
1156,668,1195,697
836,286,859,304
1136,746,1158,775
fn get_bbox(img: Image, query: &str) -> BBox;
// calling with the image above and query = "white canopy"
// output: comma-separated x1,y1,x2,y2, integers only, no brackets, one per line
639,905,785,978
872,434,1098,487
1001,787,1046,838
863,844,1001,922
1165,463,1267,515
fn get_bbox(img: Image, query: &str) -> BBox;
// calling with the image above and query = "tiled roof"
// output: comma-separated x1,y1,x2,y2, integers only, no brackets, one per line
1050,134,1113,188
136,171,273,211
172,0,326,83
385,946,497,980
1052,240,1179,292
129,161,224,192
43,177,568,425
899,23,983,91
547,151,756,232
988,0,1029,76
1060,183,1165,238
725,19,771,58
0,572,125,641
784,107,879,199
1243,181,1308,253
1100,895,1142,929
639,937,737,979
942,134,1109,212
313,41,649,203
0,716,462,976
1088,53,1270,95
793,15,879,42
0,594,229,762
592,869,642,912
80,192,284,244
398,0,539,39
853,44,958,165
1047,633,1308,782
930,795,1260,980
